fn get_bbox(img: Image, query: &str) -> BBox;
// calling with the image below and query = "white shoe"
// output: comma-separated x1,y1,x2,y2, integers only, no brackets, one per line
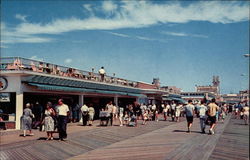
209,129,214,135
211,130,215,135
120,124,123,126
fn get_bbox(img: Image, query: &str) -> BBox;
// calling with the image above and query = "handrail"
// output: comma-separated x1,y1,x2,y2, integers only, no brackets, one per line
0,57,138,88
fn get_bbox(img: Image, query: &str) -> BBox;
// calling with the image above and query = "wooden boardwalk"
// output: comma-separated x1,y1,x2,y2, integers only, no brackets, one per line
209,117,249,160
0,115,249,160
0,118,180,160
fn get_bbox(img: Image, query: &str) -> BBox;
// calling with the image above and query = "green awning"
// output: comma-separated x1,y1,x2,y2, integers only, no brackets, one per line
22,75,142,94
162,97,172,101
27,83,146,97
171,97,186,104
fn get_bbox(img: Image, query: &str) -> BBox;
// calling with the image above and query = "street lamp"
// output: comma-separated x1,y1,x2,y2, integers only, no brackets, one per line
243,54,250,57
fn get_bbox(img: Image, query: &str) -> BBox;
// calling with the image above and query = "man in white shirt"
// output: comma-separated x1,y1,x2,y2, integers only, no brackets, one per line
198,100,207,133
171,102,176,121
185,100,195,133
56,99,69,141
81,104,89,126
106,101,114,126
99,66,106,82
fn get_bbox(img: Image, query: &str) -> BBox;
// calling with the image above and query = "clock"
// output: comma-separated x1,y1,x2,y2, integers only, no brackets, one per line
0,77,8,91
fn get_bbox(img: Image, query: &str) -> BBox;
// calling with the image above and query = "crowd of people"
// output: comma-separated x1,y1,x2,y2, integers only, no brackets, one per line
5,58,137,87
20,98,249,141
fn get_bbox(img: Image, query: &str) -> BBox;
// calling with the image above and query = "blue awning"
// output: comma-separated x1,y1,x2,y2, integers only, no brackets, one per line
27,83,146,97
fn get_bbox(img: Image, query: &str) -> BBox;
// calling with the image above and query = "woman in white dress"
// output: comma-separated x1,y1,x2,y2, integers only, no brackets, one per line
44,102,55,140
242,104,249,125
175,104,182,122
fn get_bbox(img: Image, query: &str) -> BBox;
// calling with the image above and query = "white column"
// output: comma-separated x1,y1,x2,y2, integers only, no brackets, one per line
16,91,23,130
79,95,84,123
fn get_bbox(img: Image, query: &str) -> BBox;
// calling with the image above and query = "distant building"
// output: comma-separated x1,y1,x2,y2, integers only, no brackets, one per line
221,90,249,105
239,90,249,104
196,76,220,96
152,78,160,89
221,94,241,104
161,86,182,94
181,92,216,104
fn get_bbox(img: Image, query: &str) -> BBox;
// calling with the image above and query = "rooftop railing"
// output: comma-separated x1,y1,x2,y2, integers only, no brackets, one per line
0,57,138,88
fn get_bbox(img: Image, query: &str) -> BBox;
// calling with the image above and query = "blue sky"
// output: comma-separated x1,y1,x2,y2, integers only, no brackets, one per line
1,0,249,94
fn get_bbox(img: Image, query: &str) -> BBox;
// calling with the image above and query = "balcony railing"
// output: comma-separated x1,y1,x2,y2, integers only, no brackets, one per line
0,57,138,88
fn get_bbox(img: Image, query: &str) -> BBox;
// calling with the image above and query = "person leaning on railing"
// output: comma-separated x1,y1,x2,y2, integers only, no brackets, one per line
6,58,24,70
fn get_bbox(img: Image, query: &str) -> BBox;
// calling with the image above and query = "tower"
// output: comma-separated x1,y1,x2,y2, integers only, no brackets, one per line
213,76,220,87
152,78,160,89
212,76,220,95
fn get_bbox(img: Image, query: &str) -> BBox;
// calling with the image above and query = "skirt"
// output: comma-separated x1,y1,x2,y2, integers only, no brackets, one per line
22,116,32,130
44,116,55,132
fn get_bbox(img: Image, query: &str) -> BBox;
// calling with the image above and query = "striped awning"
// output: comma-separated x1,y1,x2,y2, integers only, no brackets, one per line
22,75,142,93
26,83,146,97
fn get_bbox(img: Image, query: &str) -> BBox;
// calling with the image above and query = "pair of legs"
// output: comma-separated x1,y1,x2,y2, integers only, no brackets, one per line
209,116,216,134
23,130,34,137
109,114,113,126
88,114,94,126
186,116,193,132
82,113,89,126
155,113,159,121
142,118,147,125
119,115,123,126
171,110,175,121
200,117,206,133
46,131,54,140
58,116,68,140
164,112,168,121
243,114,249,125
176,116,180,122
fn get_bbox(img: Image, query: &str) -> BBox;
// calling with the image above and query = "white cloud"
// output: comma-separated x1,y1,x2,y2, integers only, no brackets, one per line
102,1,117,13
64,58,72,64
30,55,43,61
135,36,154,41
106,31,168,43
83,4,92,12
161,31,208,38
1,22,54,44
2,34,53,44
15,14,27,22
162,32,188,37
106,31,130,38
11,1,248,36
1,1,248,45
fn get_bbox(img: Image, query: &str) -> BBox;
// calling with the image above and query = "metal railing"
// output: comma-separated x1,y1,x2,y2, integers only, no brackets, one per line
0,57,138,88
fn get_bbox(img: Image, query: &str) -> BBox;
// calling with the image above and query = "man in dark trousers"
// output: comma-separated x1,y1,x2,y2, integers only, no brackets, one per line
56,99,69,141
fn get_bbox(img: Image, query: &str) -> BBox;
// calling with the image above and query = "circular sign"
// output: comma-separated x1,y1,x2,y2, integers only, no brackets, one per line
0,77,8,91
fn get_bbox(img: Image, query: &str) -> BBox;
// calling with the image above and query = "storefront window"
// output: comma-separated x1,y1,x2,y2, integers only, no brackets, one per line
0,92,16,121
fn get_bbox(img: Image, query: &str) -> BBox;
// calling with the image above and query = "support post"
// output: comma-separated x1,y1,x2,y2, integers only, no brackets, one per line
16,91,23,130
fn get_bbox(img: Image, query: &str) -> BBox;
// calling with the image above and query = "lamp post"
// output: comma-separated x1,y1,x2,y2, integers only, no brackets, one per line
243,54,250,57
240,53,249,91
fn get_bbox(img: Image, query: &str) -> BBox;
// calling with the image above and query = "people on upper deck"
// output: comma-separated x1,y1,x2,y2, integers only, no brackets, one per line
99,66,106,82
